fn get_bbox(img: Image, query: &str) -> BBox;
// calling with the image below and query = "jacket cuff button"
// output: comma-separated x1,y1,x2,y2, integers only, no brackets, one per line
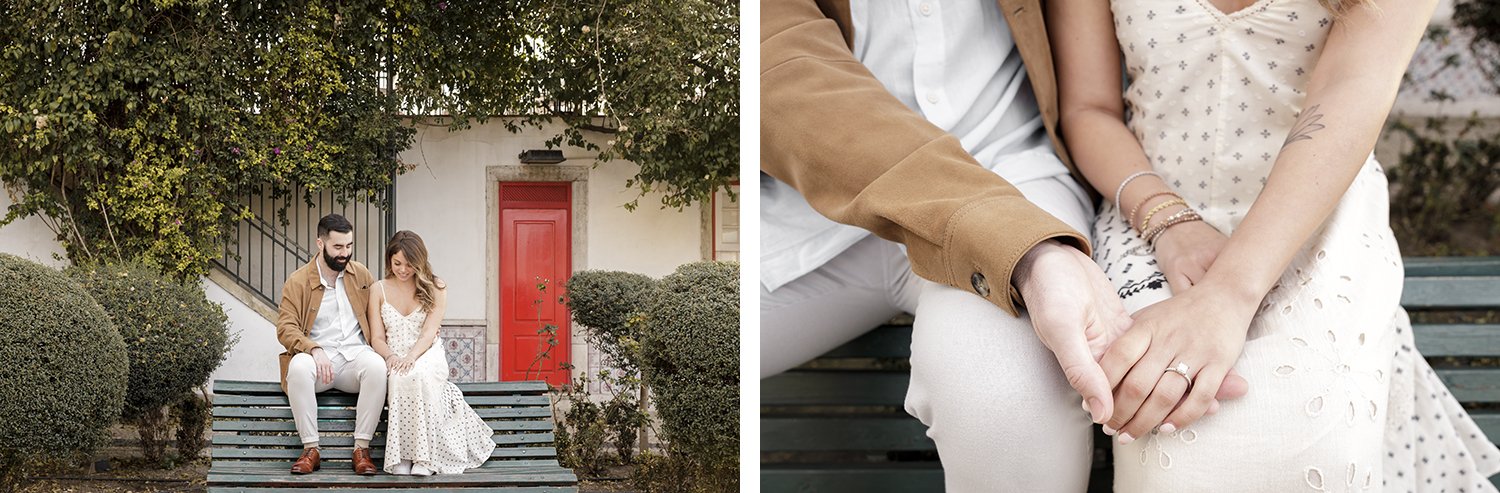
970,272,990,298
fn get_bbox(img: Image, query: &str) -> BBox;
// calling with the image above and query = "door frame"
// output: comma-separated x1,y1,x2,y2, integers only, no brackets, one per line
485,164,589,382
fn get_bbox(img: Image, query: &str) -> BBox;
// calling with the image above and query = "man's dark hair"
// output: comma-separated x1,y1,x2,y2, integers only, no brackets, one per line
317,214,354,239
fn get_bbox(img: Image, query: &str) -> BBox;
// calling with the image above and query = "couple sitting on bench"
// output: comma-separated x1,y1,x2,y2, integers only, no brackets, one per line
275,213,494,476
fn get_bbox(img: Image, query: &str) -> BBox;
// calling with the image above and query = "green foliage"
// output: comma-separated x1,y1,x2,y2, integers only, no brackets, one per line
564,270,657,373
1386,7,1500,255
524,0,740,210
0,254,128,492
554,375,609,477
639,261,739,492
68,261,232,419
172,391,211,461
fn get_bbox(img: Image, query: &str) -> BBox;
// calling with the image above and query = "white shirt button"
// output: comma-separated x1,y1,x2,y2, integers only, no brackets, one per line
919,2,933,16
926,91,940,104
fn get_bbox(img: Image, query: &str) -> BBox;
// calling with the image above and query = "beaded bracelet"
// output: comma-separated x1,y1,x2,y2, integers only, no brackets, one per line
1138,198,1187,234
1113,171,1161,212
1144,208,1203,245
1129,191,1181,230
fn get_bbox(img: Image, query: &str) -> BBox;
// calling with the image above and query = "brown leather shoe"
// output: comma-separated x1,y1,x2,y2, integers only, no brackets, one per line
352,447,377,475
290,447,320,474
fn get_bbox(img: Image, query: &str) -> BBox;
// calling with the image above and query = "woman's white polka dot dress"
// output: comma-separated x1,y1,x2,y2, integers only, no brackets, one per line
1096,0,1500,490
378,282,496,474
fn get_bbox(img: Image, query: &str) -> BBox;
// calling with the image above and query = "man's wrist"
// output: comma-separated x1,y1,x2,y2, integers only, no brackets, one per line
1013,239,1069,300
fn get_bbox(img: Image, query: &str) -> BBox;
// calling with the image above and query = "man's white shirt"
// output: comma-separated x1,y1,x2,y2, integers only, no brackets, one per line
310,260,372,366
761,0,1071,292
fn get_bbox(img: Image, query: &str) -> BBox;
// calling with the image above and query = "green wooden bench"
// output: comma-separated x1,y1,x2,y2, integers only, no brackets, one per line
762,257,1500,492
207,379,578,492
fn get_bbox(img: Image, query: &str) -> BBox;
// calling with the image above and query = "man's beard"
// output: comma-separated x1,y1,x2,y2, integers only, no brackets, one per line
323,248,350,272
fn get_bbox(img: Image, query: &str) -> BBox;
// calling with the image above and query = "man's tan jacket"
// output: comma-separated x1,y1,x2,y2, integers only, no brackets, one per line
275,258,376,391
762,0,1094,316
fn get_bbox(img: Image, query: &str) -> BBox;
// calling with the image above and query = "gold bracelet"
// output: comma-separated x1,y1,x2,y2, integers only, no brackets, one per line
1129,191,1181,230
1138,198,1187,234
1144,208,1203,245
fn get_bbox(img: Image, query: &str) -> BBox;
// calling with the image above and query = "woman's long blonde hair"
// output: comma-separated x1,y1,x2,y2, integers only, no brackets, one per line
1321,0,1374,17
385,230,443,312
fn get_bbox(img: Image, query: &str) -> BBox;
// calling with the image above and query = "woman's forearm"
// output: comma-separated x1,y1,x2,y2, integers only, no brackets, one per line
1202,5,1430,302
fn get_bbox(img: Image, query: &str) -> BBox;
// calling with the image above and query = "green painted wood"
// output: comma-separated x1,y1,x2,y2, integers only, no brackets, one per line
214,485,576,488
211,447,557,460
212,380,551,396
212,407,552,420
213,394,551,407
207,460,564,469
1412,325,1500,357
820,326,914,359
762,417,934,451
761,466,943,493
1474,411,1500,443
202,485,570,488
762,372,908,406
1435,369,1500,403
1402,257,1500,277
211,433,554,448
212,420,554,433
206,470,575,488
1400,277,1500,309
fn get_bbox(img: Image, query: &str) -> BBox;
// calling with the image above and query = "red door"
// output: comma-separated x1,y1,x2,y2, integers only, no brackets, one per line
499,182,572,385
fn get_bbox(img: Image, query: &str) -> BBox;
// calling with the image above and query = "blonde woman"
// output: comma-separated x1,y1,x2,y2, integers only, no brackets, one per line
1049,0,1500,489
367,230,495,475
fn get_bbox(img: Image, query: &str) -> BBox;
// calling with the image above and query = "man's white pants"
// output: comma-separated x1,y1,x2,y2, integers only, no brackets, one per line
286,351,388,445
761,175,1097,492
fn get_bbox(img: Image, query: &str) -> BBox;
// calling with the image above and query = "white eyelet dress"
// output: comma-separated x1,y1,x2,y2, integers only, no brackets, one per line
1095,0,1500,490
379,286,496,474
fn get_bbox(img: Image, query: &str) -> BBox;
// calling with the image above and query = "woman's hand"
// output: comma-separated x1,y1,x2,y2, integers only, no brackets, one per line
1151,219,1229,293
1101,282,1258,443
388,354,414,376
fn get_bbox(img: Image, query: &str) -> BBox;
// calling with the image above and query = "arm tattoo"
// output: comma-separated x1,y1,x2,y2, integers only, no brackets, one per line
1281,104,1325,149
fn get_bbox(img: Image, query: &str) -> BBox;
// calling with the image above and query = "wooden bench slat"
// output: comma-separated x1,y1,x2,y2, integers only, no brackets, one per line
213,407,553,420
1436,369,1500,403
819,325,914,359
213,395,551,407
1401,257,1500,277
201,485,573,488
207,459,564,469
1476,411,1500,445
212,380,551,396
762,417,934,451
212,447,558,460
1412,325,1500,357
761,465,943,492
212,420,554,433
211,433,555,448
762,372,907,406
206,471,576,488
1400,277,1500,309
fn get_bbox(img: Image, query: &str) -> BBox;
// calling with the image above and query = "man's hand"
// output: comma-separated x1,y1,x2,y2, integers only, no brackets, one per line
1013,240,1133,424
309,347,334,385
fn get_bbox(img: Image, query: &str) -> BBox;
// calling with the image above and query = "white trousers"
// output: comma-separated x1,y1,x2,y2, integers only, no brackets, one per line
286,350,389,444
761,175,1098,492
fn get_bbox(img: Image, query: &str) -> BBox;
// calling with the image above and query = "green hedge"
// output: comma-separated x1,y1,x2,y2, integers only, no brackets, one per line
0,254,128,489
639,261,739,492
68,262,231,419
565,270,657,373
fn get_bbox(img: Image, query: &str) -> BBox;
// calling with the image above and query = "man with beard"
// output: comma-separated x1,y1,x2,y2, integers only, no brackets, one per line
275,213,387,475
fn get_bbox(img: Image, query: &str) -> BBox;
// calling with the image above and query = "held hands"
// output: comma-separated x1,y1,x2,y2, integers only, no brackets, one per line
1099,281,1256,443
1014,240,1134,424
387,353,414,376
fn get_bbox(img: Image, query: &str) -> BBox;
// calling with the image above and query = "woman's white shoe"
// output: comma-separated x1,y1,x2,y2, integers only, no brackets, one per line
411,463,434,476
391,460,412,475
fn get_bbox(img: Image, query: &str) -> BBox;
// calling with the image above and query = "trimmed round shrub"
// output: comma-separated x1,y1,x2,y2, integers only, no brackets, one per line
0,254,128,485
68,261,230,419
639,261,739,491
565,270,657,373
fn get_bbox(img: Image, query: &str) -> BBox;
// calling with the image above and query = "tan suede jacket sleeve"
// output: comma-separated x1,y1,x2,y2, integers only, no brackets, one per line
761,0,1091,315
276,276,319,355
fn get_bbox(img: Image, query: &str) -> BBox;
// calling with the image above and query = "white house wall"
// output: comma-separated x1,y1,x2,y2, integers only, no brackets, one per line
0,191,68,267
394,118,704,382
